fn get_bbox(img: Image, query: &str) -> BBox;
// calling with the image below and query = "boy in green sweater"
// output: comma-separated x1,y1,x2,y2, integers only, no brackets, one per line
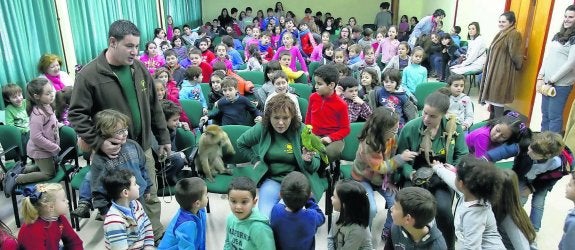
224,177,275,250
2,83,29,156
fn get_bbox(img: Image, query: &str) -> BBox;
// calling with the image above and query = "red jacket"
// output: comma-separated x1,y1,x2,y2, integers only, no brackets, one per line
263,46,275,62
202,50,216,64
198,62,213,83
305,92,350,141
165,80,190,125
17,215,83,250
300,32,316,56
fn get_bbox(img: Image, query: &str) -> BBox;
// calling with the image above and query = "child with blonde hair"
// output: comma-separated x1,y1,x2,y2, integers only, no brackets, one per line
18,183,82,249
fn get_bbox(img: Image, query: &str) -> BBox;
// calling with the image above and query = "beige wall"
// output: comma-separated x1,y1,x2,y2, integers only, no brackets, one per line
200,0,384,27
454,0,506,45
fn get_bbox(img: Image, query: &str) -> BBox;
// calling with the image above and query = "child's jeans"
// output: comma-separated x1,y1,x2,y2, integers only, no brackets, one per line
519,180,558,231
359,181,395,232
78,171,92,205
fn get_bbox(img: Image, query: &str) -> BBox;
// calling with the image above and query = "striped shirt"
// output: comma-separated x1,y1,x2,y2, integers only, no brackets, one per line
104,200,154,249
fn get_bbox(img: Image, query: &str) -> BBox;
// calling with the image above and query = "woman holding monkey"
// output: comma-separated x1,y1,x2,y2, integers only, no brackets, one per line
237,94,327,218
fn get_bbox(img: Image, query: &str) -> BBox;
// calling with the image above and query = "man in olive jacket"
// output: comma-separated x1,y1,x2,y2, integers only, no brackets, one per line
69,20,170,242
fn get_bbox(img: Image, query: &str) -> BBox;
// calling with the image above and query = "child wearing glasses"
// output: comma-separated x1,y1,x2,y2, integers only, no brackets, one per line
71,109,153,220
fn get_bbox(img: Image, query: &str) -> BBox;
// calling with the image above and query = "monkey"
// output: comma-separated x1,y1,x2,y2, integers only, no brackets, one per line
195,124,235,182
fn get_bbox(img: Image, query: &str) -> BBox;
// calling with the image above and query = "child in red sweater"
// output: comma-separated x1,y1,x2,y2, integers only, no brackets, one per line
306,64,350,161
18,183,83,250
181,48,213,83
198,37,215,64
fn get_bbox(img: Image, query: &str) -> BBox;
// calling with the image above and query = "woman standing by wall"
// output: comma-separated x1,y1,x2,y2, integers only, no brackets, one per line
537,5,575,134
479,12,524,119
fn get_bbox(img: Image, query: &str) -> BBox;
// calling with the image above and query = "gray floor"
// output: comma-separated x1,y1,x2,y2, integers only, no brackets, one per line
1,84,572,249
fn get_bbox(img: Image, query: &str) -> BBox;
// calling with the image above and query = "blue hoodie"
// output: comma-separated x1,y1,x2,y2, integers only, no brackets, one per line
158,208,207,250
180,80,208,109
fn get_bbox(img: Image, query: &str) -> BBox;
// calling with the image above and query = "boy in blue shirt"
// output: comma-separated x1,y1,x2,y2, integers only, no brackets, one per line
158,177,208,250
270,172,325,250
203,77,262,126
180,66,208,114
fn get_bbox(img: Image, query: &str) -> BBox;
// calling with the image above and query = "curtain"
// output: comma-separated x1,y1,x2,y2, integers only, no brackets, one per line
67,0,159,65
67,0,120,65
120,0,159,47
164,0,202,28
0,0,64,91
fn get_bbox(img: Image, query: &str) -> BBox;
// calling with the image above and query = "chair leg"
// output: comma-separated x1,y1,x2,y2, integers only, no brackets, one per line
12,189,20,228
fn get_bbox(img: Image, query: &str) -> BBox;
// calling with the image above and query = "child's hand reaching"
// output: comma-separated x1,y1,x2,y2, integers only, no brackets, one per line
400,150,418,162
199,116,208,127
180,122,191,131
254,116,262,123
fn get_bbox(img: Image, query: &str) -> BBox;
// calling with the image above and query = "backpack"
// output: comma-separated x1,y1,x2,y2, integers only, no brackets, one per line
537,146,574,181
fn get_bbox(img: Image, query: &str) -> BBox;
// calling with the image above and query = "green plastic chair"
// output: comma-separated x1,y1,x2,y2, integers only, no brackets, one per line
290,83,312,100
237,71,265,86
414,82,447,110
0,125,24,167
339,122,365,179
469,120,488,132
295,74,308,84
459,40,468,48
213,36,222,46
297,97,308,122
200,83,211,105
308,62,320,84
237,49,245,62
180,99,204,128
3,126,77,228
158,127,200,197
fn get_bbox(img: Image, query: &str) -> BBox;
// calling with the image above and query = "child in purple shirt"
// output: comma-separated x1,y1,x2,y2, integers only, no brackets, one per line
466,111,526,158
273,32,308,73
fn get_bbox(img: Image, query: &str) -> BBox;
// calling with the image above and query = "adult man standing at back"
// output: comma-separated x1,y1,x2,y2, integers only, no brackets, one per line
375,2,392,29
68,19,169,243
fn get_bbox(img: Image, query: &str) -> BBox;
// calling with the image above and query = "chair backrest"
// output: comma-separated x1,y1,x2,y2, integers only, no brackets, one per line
59,126,79,162
237,49,245,61
200,83,211,104
290,84,312,100
297,97,308,122
295,73,308,84
237,71,265,86
175,127,197,157
220,125,252,164
469,120,489,132
308,62,320,84
180,99,204,128
414,82,447,110
341,122,365,161
0,125,23,161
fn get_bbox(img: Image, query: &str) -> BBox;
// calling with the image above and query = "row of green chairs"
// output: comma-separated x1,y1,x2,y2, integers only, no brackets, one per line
0,125,78,228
